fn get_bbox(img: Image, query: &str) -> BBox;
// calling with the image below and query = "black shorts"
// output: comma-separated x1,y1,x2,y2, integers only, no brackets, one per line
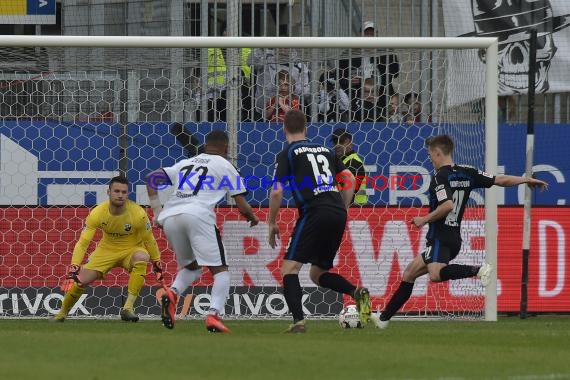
284,206,347,270
421,239,461,265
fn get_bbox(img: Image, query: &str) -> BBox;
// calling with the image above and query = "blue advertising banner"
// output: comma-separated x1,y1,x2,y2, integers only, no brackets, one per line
0,121,567,206
0,0,56,24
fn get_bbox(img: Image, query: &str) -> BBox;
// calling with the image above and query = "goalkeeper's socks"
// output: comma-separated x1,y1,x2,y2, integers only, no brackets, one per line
210,271,231,314
318,272,356,296
439,264,479,281
380,281,414,321
283,274,304,322
60,283,85,316
127,261,146,295
124,261,147,310
123,294,137,311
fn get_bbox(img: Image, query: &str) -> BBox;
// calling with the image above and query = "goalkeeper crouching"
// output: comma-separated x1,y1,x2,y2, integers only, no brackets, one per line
49,176,163,323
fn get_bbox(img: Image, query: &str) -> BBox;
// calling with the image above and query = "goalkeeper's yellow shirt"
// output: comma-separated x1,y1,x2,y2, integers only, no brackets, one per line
71,200,160,265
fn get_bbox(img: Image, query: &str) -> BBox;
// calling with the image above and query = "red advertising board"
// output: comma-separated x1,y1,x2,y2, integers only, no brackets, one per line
1,207,569,312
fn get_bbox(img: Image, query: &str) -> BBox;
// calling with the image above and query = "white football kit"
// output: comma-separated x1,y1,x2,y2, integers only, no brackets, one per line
159,153,247,267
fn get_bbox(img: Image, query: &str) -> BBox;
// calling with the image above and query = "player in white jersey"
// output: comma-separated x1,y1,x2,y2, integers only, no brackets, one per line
146,130,259,332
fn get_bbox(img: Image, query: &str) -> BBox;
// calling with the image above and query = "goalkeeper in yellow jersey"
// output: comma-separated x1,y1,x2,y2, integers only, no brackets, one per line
49,176,162,322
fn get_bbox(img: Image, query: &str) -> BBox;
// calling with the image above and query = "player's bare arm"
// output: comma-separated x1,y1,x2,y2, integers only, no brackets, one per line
145,169,168,225
411,199,454,228
233,194,259,227
494,175,549,191
268,181,284,249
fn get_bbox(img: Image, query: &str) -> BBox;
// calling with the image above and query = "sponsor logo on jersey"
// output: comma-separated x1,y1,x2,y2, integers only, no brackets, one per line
293,146,331,155
175,191,196,198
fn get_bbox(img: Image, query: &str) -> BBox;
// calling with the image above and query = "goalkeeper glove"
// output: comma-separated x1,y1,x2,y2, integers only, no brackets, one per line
152,260,164,282
60,264,81,292
66,264,81,282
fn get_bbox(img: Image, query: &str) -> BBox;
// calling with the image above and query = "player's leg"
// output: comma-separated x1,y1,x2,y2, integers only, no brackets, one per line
189,216,231,333
170,261,201,296
205,264,232,333
120,249,150,322
160,214,203,329
281,259,306,333
50,268,100,322
280,214,312,333
309,264,371,325
439,262,492,285
376,252,428,328
434,262,480,281
161,215,191,328
309,207,373,324
428,242,489,284
163,215,202,297
309,266,355,299
308,208,356,297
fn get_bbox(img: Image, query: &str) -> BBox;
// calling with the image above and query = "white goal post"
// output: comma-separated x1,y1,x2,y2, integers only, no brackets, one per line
0,35,498,321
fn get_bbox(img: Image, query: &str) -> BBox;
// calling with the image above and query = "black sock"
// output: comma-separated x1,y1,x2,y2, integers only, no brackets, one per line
439,264,479,281
318,272,356,296
283,274,304,323
381,281,414,321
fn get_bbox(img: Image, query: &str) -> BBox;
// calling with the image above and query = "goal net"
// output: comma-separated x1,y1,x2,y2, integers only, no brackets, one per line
0,36,497,321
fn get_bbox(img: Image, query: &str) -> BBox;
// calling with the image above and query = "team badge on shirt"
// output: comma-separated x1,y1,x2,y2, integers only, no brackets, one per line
435,184,447,202
124,224,132,232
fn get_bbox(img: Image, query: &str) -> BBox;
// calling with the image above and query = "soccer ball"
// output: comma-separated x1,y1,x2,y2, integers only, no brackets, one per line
338,304,362,329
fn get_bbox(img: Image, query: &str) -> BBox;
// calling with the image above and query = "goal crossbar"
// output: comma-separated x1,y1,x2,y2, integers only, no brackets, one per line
0,35,498,50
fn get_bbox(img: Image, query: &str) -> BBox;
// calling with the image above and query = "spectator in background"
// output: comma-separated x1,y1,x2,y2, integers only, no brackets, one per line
355,78,382,122
317,72,349,122
338,21,399,122
403,92,432,124
205,44,227,122
204,26,252,122
331,128,368,206
386,93,403,123
265,70,300,122
248,48,310,121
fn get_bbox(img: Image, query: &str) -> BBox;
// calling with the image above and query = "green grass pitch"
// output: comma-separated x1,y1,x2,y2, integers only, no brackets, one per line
2,317,570,380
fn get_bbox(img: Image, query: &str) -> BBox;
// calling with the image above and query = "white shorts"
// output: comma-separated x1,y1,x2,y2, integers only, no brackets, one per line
162,213,227,267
